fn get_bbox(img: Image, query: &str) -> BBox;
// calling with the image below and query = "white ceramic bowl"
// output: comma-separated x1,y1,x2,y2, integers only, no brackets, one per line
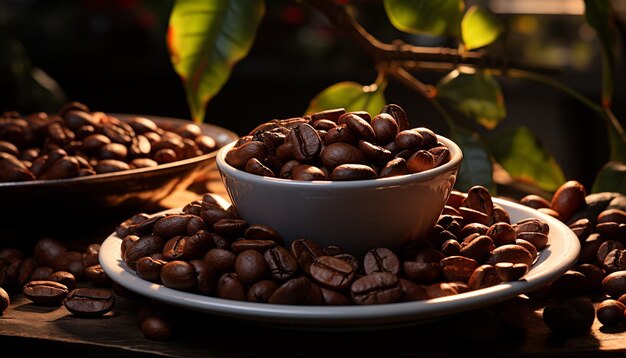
216,135,463,256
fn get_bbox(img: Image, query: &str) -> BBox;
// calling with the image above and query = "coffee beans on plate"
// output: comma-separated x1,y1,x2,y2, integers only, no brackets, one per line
115,185,549,306
224,104,451,181
0,102,218,182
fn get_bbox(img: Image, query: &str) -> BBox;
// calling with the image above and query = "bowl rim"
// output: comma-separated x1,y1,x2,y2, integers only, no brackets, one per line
216,134,463,190
0,113,238,188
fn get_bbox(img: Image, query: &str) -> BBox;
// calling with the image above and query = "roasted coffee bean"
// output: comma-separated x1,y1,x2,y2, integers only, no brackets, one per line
603,249,626,273
603,271,626,298
291,238,323,272
459,207,490,226
340,113,376,142
225,141,268,169
287,123,322,162
486,222,517,246
550,270,588,298
268,276,311,305
543,296,595,336
120,235,140,257
153,214,205,239
247,280,279,303
310,108,345,123
466,186,494,217
460,223,489,238
402,261,441,284
47,271,77,291
162,236,187,261
425,282,459,298
82,243,101,267
551,180,587,221
323,124,358,146
116,213,150,237
216,273,246,301
398,278,427,302
64,288,115,317
363,248,400,275
85,264,112,287
460,235,495,262
186,259,215,295
230,240,277,254
516,232,549,250
596,299,626,326
468,264,501,290
495,262,528,282
124,235,165,270
358,140,393,163
379,157,408,178
137,256,168,282
440,256,479,282
213,219,248,238
578,233,603,264
0,287,9,313
320,142,367,170
573,264,605,292
23,280,69,306
441,239,461,256
597,241,624,264
406,150,435,173
235,250,270,286
203,248,236,273
351,272,402,305
264,246,298,282
371,113,399,144
331,164,377,181
309,256,356,290
513,218,549,235
245,158,275,177
568,218,593,242
487,245,534,267
381,104,410,131
245,224,283,243
520,194,551,209
161,261,197,291
201,204,236,225
141,315,175,341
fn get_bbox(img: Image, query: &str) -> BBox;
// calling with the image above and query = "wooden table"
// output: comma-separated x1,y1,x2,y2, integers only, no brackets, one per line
1,177,625,357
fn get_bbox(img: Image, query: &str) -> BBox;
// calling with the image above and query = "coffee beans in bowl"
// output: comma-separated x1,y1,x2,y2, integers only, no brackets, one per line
216,104,462,255
0,102,238,225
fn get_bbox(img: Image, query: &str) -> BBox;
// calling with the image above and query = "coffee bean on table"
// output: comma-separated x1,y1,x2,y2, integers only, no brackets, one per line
85,264,113,287
542,296,595,336
23,280,69,306
596,299,626,326
64,288,115,317
141,315,175,341
47,271,77,291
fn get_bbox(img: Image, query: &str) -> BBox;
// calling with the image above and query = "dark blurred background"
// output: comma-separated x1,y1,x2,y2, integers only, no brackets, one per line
1,0,625,190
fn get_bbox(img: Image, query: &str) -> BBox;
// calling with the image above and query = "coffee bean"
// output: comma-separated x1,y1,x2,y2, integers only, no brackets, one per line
235,250,270,286
543,296,595,336
597,299,626,326
137,256,167,282
246,280,279,303
551,181,587,221
486,222,517,246
85,264,113,287
64,288,115,317
161,261,197,291
381,104,410,130
603,271,626,298
550,270,588,298
468,264,501,290
47,271,77,291
141,315,175,341
124,235,165,270
331,164,377,181
440,256,479,282
371,113,399,144
495,262,528,282
351,272,402,305
264,246,299,282
23,280,69,306
203,248,236,274
320,142,367,170
309,256,356,290
487,245,534,267
217,273,246,301
291,238,323,272
402,261,441,284
268,276,311,305
520,194,551,209
363,248,400,275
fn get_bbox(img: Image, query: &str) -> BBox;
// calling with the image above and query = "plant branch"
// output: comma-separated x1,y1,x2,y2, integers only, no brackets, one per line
388,67,455,129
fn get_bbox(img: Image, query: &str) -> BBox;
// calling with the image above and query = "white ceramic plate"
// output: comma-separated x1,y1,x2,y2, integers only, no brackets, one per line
100,195,580,330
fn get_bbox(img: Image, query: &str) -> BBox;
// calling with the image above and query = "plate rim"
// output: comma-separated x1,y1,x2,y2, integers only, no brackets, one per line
99,195,580,328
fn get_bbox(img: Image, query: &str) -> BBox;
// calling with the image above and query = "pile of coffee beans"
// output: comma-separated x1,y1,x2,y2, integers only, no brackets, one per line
114,185,547,305
0,102,218,182
517,180,626,336
225,104,450,180
0,239,115,317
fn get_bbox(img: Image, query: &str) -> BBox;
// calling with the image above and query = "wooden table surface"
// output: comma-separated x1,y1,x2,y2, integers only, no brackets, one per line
1,176,626,357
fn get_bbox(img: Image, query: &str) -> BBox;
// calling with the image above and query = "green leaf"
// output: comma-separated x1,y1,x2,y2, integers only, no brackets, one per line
450,126,495,193
384,0,464,37
487,126,565,192
437,71,506,129
306,81,387,119
592,161,626,194
461,5,502,50
584,0,615,107
167,0,265,122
